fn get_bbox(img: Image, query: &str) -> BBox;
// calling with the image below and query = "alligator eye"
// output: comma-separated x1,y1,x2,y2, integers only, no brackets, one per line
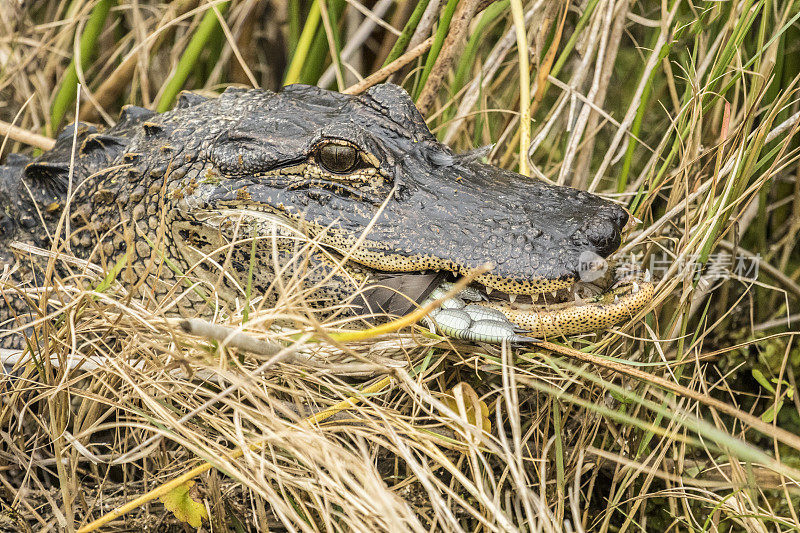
317,143,359,174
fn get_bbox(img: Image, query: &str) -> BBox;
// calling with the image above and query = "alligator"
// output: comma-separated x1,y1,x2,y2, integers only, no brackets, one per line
0,83,653,352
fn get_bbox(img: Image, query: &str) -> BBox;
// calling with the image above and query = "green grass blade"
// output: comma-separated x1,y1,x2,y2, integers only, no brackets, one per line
243,228,258,324
287,0,303,56
550,0,599,78
156,2,230,113
383,0,430,66
284,0,321,85
50,0,114,132
552,397,565,500
298,0,346,86
413,0,459,99
92,247,130,294
451,0,508,99
318,0,346,89
616,33,668,193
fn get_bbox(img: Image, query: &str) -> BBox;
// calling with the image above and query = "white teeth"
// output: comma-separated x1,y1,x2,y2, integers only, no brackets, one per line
509,294,517,303
644,269,652,282
551,290,558,299
632,282,640,294
485,286,493,295
614,295,619,303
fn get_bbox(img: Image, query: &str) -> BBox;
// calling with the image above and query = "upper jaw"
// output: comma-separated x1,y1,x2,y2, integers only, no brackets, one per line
337,160,631,283
192,188,630,299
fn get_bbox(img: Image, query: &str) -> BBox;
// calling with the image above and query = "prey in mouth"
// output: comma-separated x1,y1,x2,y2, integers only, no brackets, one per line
421,265,653,343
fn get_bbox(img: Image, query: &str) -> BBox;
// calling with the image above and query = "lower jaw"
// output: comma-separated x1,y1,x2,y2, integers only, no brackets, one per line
450,264,654,338
478,276,654,337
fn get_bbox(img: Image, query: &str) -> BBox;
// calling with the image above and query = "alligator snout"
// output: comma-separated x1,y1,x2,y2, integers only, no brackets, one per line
579,211,626,258
354,156,633,287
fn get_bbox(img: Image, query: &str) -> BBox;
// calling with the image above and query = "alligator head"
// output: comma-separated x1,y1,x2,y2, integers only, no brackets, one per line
149,84,652,341
2,83,652,346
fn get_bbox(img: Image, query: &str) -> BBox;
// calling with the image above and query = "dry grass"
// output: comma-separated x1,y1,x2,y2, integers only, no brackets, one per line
2,0,800,531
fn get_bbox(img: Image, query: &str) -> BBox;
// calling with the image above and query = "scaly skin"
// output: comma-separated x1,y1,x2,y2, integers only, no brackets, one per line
0,84,652,349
